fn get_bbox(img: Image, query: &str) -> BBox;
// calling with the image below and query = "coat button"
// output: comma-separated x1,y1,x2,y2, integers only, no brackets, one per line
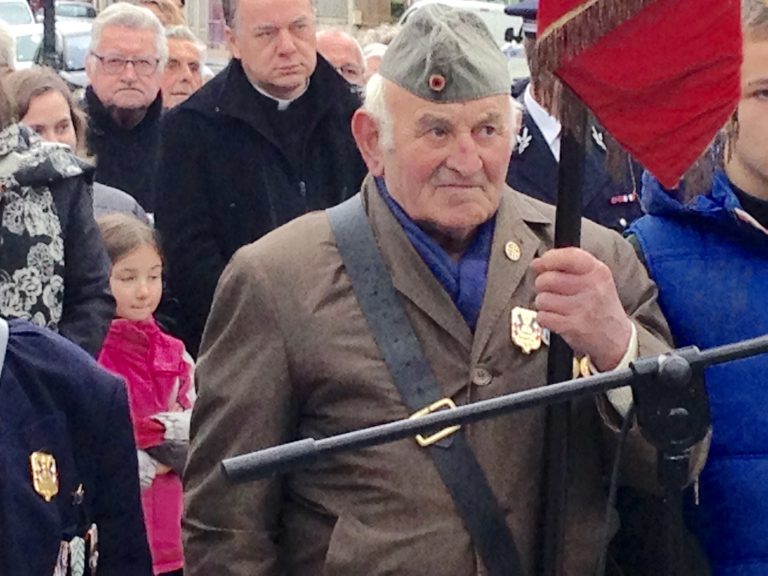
472,366,493,386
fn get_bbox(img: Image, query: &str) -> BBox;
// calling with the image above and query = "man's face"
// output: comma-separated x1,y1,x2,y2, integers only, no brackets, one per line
727,35,768,200
161,38,204,108
227,0,317,100
357,83,516,241
87,26,162,110
316,32,364,86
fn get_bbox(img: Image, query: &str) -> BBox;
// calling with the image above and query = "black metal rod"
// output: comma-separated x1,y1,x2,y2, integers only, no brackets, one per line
221,334,768,483
223,367,635,483
42,0,57,68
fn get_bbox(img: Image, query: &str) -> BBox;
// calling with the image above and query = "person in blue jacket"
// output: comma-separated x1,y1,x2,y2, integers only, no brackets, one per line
0,318,152,575
627,1,768,573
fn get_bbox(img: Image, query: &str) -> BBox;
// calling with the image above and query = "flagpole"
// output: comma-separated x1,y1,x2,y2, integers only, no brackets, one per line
540,86,588,576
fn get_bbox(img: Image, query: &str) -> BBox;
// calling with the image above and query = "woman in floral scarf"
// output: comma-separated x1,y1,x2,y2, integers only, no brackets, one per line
0,81,113,356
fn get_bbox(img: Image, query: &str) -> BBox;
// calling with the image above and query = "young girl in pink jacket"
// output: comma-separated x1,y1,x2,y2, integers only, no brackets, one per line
97,213,194,576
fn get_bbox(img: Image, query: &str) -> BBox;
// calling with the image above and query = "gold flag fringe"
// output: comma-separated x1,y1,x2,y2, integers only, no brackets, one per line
536,0,659,72
534,0,660,125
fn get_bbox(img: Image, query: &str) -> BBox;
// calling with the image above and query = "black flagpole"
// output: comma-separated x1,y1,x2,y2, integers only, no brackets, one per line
540,87,588,576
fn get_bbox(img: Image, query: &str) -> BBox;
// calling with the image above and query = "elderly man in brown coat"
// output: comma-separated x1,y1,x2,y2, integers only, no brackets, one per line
183,6,679,576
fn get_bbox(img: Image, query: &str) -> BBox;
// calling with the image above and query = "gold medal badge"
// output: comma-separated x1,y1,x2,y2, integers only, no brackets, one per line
30,451,58,502
511,307,544,354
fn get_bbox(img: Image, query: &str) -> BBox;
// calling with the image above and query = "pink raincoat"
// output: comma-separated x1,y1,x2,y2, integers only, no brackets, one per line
98,317,193,575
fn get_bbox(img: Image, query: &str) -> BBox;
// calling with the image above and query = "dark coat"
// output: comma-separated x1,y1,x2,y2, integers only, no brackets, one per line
0,319,152,575
506,104,644,233
154,57,367,354
85,87,163,212
51,175,115,357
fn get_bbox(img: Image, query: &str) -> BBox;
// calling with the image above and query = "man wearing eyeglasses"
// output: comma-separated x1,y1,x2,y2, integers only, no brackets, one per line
316,28,366,86
85,2,167,213
154,0,367,356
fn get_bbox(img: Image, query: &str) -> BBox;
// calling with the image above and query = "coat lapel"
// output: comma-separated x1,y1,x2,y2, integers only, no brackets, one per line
363,178,473,352
471,188,551,364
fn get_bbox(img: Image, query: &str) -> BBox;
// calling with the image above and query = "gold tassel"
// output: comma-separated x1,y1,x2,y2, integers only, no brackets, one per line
536,0,659,72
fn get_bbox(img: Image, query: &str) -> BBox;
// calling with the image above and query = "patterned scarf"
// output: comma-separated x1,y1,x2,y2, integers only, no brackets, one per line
0,124,87,330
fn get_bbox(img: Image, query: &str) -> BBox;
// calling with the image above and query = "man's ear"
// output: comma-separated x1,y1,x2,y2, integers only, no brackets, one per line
225,26,240,60
351,109,385,176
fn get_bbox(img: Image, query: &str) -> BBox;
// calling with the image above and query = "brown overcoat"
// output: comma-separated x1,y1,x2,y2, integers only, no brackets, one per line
183,176,673,576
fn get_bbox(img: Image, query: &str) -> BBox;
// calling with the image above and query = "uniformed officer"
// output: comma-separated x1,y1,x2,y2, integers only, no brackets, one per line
505,0,644,232
0,318,152,575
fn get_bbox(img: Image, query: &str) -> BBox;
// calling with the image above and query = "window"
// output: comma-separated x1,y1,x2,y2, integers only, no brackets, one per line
0,2,34,24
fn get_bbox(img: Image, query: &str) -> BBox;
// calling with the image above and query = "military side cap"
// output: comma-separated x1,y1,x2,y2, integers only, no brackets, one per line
379,4,510,103
504,0,538,37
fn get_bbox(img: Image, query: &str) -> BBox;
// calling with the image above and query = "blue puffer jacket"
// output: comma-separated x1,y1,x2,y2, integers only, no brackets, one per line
629,171,768,576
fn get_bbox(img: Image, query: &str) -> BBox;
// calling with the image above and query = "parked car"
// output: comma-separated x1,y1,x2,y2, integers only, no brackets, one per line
399,0,528,78
35,1,97,22
0,0,35,25
33,20,91,92
53,1,96,19
11,23,42,69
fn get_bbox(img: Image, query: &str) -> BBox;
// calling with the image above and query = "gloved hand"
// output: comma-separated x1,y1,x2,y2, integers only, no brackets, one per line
137,450,157,489
151,411,192,442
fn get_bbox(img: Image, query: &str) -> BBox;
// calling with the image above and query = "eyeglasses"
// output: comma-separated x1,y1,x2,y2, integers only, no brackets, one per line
91,53,160,76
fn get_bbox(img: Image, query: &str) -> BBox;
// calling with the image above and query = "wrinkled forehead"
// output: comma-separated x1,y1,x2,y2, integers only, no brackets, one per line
168,38,204,61
237,0,315,28
97,25,159,55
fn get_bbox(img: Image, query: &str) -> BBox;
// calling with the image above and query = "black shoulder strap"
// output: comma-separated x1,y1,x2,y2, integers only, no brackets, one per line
327,195,526,576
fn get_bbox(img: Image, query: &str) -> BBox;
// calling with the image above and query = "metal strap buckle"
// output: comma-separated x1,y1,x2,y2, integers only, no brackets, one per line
409,398,461,447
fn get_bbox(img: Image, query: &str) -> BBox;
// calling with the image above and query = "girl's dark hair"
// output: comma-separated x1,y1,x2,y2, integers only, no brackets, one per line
2,66,87,152
97,213,162,264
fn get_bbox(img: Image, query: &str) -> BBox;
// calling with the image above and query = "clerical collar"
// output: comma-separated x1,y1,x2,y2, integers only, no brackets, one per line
524,83,561,161
249,78,310,111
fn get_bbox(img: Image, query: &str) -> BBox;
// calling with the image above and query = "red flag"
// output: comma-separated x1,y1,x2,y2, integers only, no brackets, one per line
537,0,742,187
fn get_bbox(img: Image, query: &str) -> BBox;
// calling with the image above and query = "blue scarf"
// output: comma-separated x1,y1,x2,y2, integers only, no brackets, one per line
376,178,494,330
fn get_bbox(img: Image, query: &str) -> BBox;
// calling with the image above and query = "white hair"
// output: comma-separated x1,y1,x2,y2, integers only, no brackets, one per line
363,73,521,152
89,2,169,68
362,73,394,150
362,42,387,60
165,25,207,60
0,20,15,70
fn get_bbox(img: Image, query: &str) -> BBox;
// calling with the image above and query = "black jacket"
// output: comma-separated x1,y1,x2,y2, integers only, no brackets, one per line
506,104,644,232
85,87,163,212
0,320,152,575
52,174,115,356
154,57,367,353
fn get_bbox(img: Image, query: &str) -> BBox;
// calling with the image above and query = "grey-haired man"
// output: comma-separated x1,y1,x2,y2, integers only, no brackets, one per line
85,1,167,211
184,5,679,575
